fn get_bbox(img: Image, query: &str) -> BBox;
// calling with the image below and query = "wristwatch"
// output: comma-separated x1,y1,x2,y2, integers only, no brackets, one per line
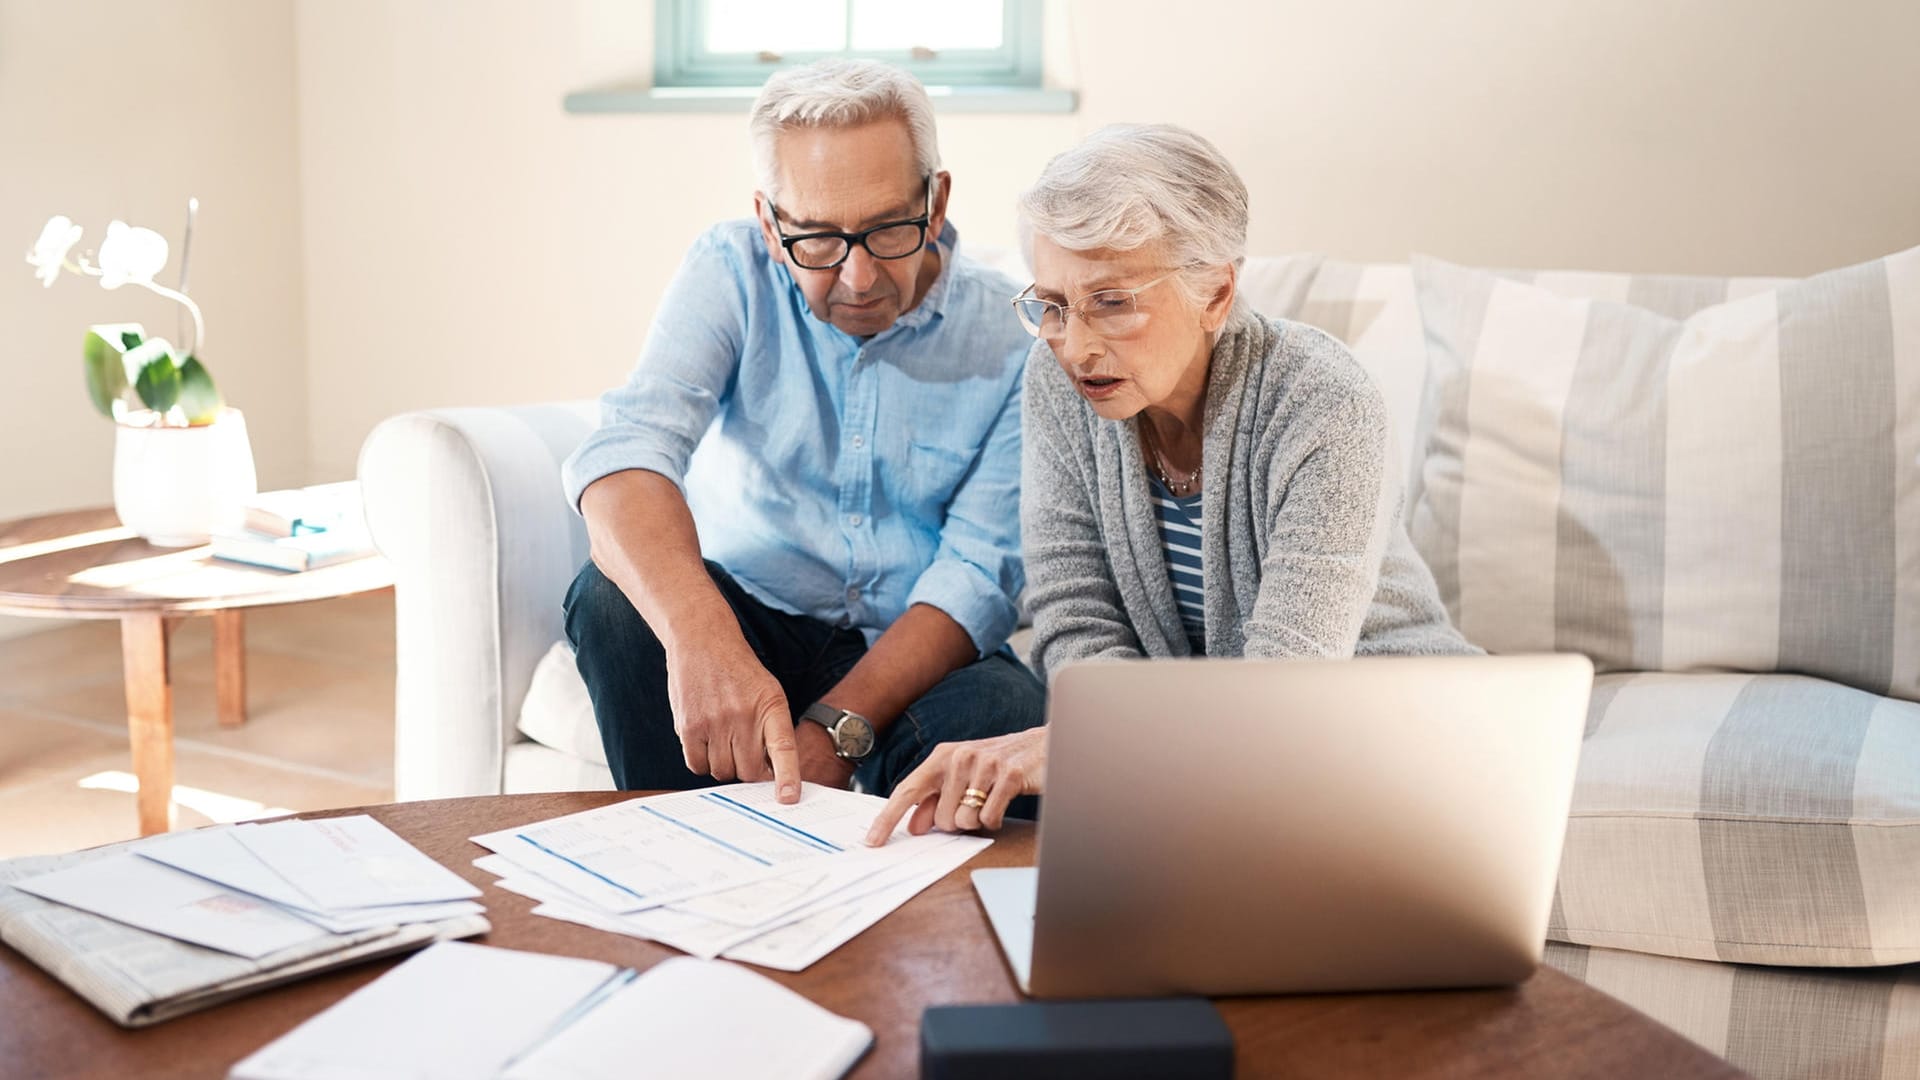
800,702,877,763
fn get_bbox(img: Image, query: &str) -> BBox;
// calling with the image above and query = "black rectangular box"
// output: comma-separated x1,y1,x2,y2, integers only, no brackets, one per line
921,997,1234,1080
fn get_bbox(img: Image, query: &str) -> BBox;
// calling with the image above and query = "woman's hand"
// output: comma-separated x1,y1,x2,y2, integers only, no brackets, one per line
864,727,1048,845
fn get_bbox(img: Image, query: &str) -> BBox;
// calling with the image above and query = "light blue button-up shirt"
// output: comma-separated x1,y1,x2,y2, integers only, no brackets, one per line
563,219,1031,656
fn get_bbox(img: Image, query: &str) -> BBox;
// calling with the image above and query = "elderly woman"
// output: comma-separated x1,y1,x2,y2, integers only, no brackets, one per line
864,123,1476,845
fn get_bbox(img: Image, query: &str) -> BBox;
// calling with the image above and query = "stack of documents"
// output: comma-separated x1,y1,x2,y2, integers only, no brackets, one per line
0,816,489,1026
472,782,989,971
231,941,874,1080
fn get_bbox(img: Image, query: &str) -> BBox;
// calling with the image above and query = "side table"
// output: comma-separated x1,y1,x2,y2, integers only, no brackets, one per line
0,508,393,835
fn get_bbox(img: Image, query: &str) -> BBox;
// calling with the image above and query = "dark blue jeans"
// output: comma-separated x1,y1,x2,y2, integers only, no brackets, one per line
563,559,1046,806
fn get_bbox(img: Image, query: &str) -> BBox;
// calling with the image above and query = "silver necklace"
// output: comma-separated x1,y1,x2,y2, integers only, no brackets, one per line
1145,435,1202,497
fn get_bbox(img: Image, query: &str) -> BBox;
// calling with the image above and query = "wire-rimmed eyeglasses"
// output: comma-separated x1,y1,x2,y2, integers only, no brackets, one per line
769,176,933,271
1010,269,1184,341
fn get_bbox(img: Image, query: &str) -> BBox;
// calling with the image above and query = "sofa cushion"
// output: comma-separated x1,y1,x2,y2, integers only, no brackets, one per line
1553,672,1920,967
1409,246,1920,701
507,737,614,794
518,640,607,768
1544,941,1920,1080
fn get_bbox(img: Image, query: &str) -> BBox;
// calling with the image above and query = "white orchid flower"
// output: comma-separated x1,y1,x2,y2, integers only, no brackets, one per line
26,215,83,287
96,220,169,290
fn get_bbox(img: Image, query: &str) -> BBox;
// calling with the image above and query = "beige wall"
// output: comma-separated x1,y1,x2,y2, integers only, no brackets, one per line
294,0,1920,481
0,0,307,638
8,0,1920,503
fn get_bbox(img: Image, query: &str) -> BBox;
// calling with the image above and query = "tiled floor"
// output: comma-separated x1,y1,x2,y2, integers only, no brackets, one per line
0,591,395,856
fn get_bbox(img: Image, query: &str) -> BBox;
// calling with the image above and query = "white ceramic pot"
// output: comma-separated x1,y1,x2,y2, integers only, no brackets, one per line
112,407,259,547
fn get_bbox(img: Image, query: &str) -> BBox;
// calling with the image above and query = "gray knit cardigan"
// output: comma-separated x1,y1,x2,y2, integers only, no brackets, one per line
1021,312,1478,681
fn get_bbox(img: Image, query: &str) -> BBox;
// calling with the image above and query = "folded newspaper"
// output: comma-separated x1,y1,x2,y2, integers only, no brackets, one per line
0,833,489,1027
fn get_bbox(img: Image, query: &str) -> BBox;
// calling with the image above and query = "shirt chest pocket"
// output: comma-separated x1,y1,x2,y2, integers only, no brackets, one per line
894,440,977,523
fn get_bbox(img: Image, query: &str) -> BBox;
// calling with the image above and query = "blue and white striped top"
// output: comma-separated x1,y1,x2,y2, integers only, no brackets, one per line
1149,475,1205,651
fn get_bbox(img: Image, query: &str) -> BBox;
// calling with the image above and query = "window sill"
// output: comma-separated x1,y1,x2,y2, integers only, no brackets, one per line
563,84,1077,115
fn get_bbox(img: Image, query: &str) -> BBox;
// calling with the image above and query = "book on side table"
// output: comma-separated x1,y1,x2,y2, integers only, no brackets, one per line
209,526,375,572
242,480,362,538
211,481,375,572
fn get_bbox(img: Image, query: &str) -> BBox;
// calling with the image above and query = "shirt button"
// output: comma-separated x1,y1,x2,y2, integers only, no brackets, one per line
851,435,865,449
846,586,860,602
848,513,863,527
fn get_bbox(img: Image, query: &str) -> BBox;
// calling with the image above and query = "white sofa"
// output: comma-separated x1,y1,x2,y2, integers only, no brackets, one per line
360,247,1919,1079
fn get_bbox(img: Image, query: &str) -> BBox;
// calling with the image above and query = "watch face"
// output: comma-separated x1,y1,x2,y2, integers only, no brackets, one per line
834,713,876,759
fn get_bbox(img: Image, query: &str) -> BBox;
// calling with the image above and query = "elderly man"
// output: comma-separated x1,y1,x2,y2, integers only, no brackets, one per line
562,59,1041,806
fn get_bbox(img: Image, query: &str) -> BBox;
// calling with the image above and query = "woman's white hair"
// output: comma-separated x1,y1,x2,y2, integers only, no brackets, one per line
1019,124,1249,317
750,59,942,202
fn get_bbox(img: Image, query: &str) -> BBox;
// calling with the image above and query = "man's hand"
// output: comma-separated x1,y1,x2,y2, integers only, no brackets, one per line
864,726,1047,845
663,638,802,802
579,471,801,802
795,720,857,791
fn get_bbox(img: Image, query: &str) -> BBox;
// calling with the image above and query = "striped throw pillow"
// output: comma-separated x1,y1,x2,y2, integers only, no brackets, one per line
1409,247,1920,700
1279,259,1789,513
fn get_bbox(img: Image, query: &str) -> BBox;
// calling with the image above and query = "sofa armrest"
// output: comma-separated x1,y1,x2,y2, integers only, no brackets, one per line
358,401,598,799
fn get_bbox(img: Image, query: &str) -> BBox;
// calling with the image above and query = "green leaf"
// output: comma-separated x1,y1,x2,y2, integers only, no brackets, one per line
129,340,180,414
82,329,129,418
176,355,222,425
81,324,143,419
120,329,143,351
122,337,171,375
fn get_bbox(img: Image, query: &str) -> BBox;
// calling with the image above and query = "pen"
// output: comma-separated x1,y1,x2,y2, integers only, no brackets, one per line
497,965,639,1074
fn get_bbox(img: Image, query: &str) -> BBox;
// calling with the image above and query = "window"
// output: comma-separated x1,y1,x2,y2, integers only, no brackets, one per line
655,0,1042,90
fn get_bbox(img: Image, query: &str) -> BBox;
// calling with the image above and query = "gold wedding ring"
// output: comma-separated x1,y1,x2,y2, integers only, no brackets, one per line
964,788,989,800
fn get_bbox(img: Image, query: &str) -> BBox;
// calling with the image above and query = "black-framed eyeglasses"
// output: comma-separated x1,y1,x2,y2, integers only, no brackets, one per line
769,176,933,271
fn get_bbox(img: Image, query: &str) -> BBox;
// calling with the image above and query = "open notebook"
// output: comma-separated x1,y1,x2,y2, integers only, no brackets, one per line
229,941,872,1080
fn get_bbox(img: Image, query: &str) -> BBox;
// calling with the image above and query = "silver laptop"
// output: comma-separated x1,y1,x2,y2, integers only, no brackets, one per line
974,653,1592,998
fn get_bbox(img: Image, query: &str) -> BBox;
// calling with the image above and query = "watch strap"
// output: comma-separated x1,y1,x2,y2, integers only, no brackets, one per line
800,701,844,730
800,701,873,762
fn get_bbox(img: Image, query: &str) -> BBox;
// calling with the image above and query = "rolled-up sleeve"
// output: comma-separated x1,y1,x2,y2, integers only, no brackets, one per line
904,362,1025,656
562,231,749,511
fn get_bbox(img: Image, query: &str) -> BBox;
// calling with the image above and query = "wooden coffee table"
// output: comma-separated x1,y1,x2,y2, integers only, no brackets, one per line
0,792,1747,1078
0,507,393,836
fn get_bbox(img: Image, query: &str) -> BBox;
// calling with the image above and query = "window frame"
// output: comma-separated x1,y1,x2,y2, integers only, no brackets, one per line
654,0,1044,90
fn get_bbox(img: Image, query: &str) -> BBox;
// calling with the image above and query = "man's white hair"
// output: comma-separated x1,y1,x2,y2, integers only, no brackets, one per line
1019,124,1249,316
750,58,942,202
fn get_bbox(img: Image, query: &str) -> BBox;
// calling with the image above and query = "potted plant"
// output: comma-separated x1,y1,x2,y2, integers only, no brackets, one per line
26,200,256,546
